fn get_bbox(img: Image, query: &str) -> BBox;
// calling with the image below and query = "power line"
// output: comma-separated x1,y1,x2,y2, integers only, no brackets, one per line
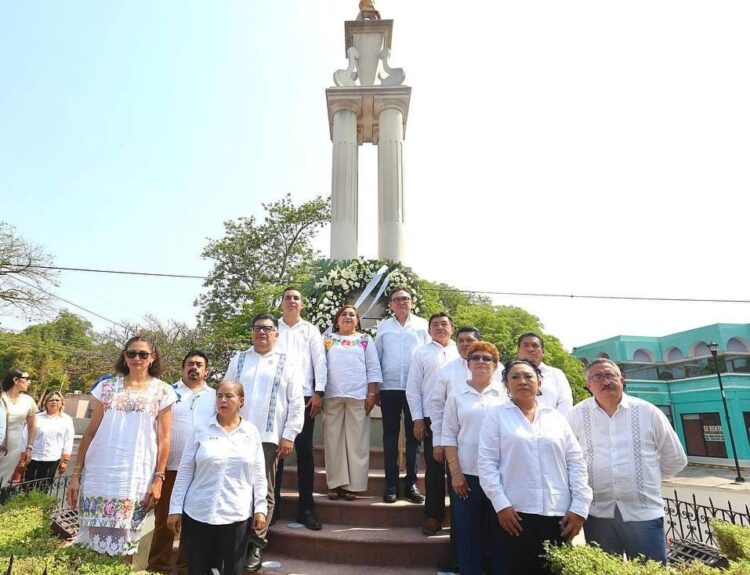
15,264,750,305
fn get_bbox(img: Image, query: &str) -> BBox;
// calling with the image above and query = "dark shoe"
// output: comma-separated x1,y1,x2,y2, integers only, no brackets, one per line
341,489,357,501
421,517,442,536
405,486,425,504
383,488,398,503
437,561,460,574
298,509,322,531
328,488,342,500
244,545,263,573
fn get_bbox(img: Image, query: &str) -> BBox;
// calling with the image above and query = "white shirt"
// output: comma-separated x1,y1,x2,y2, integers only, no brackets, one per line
567,393,687,521
0,401,6,448
406,340,460,421
375,314,431,391
429,357,504,446
441,381,506,476
324,333,383,399
170,417,268,525
277,317,328,397
167,381,217,470
31,412,75,462
478,401,592,518
537,362,574,414
224,347,304,445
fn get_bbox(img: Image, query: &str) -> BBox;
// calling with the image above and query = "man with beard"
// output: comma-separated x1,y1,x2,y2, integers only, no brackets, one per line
148,350,215,575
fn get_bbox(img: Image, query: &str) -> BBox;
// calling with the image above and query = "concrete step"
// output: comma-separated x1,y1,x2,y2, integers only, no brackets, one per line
266,522,452,568
276,490,451,528
311,445,427,472
281,465,426,496
253,554,438,575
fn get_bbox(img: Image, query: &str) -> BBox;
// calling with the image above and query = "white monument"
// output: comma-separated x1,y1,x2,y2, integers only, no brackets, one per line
326,1,411,263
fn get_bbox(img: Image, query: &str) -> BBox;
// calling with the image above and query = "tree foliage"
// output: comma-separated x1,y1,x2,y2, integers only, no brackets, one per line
196,194,331,374
0,221,58,319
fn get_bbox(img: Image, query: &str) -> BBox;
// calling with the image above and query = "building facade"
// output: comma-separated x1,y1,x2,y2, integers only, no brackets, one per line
574,324,750,465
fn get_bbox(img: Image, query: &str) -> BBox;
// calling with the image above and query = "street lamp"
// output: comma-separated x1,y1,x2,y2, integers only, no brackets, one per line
707,341,745,483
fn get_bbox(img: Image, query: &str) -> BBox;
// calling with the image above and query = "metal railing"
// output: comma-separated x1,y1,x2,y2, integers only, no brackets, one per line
0,474,71,509
664,489,750,547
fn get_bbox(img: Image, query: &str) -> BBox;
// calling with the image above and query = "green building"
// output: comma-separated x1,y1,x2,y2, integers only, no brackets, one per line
573,324,750,466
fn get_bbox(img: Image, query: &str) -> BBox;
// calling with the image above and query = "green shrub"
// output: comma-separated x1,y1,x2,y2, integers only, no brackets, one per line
544,542,671,575
0,491,134,575
713,520,750,561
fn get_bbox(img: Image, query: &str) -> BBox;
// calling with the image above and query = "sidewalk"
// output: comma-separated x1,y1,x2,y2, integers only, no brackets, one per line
662,464,750,493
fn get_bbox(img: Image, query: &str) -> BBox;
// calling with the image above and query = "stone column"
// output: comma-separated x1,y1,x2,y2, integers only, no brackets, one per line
377,106,405,261
330,106,359,260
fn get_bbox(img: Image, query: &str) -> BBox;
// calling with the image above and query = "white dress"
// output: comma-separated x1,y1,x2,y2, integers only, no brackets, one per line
0,392,37,485
76,376,177,555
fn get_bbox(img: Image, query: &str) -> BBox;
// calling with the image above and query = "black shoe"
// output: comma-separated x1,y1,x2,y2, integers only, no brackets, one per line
405,486,425,504
298,509,322,531
244,545,263,573
437,562,460,574
383,488,398,503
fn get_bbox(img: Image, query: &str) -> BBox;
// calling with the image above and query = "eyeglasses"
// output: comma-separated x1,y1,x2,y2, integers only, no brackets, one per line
469,354,494,363
391,296,411,303
589,373,620,383
253,325,276,333
125,350,153,360
17,376,30,381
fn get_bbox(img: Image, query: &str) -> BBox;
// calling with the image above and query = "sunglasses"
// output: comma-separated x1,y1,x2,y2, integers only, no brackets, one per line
125,350,153,360
469,354,494,363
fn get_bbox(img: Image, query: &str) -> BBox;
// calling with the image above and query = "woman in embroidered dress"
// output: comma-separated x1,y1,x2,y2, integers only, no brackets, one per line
0,369,37,486
67,336,177,557
323,305,382,500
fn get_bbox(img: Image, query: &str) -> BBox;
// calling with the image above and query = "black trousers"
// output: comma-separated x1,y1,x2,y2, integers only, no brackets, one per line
496,513,564,575
274,397,316,517
182,512,250,575
24,460,58,483
422,417,446,521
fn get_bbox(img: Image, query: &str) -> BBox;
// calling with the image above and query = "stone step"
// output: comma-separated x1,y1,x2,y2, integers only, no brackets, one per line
276,490,451,528
311,445,427,472
281,465,425,496
266,522,452,568
254,554,438,575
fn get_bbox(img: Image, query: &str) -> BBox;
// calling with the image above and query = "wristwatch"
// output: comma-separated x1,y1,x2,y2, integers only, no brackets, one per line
315,391,325,398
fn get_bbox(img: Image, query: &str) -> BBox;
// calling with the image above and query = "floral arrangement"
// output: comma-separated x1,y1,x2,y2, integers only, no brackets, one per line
305,258,422,335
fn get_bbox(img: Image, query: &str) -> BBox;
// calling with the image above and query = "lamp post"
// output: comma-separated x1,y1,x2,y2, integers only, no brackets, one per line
707,341,745,483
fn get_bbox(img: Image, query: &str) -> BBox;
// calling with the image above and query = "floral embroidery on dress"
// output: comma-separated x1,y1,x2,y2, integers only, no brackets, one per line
325,335,368,350
98,378,170,417
80,496,147,529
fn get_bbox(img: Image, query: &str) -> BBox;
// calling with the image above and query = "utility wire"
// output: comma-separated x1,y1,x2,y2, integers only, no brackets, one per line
18,264,750,305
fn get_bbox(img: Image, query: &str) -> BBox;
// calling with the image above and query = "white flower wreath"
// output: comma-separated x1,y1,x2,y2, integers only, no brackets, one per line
305,258,422,335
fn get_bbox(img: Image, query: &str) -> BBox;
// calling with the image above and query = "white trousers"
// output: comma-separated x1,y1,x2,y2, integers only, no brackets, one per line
323,397,370,492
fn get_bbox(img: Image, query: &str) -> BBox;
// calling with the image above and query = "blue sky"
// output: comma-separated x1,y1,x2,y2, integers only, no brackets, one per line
2,1,749,348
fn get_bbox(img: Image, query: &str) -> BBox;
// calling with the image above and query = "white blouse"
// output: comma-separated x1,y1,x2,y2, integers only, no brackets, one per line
31,412,75,462
170,417,268,525
478,401,591,518
441,381,507,476
324,333,383,399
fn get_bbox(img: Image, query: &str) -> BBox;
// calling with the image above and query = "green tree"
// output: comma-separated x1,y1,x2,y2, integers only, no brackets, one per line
196,195,330,374
417,279,492,318
0,221,58,319
0,310,107,399
453,304,588,403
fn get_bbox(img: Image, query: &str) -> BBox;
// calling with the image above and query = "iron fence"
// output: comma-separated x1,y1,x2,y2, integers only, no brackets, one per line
664,489,750,547
0,474,70,509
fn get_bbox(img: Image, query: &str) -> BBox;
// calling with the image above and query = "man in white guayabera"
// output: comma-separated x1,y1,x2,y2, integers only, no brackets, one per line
567,358,687,564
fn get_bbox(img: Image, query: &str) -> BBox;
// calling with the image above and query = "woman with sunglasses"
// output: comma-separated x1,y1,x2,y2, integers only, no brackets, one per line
0,369,37,486
67,336,177,557
442,342,507,575
322,305,382,501
478,359,591,575
24,390,75,485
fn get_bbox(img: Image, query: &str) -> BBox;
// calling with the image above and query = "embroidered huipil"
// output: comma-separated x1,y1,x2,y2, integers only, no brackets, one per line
406,340,459,421
224,348,304,445
429,357,504,446
478,402,591,518
169,417,268,524
167,381,216,471
323,333,382,399
441,381,506,476
537,362,574,414
375,314,430,391
31,412,75,461
277,317,328,397
566,393,687,521
76,376,177,556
